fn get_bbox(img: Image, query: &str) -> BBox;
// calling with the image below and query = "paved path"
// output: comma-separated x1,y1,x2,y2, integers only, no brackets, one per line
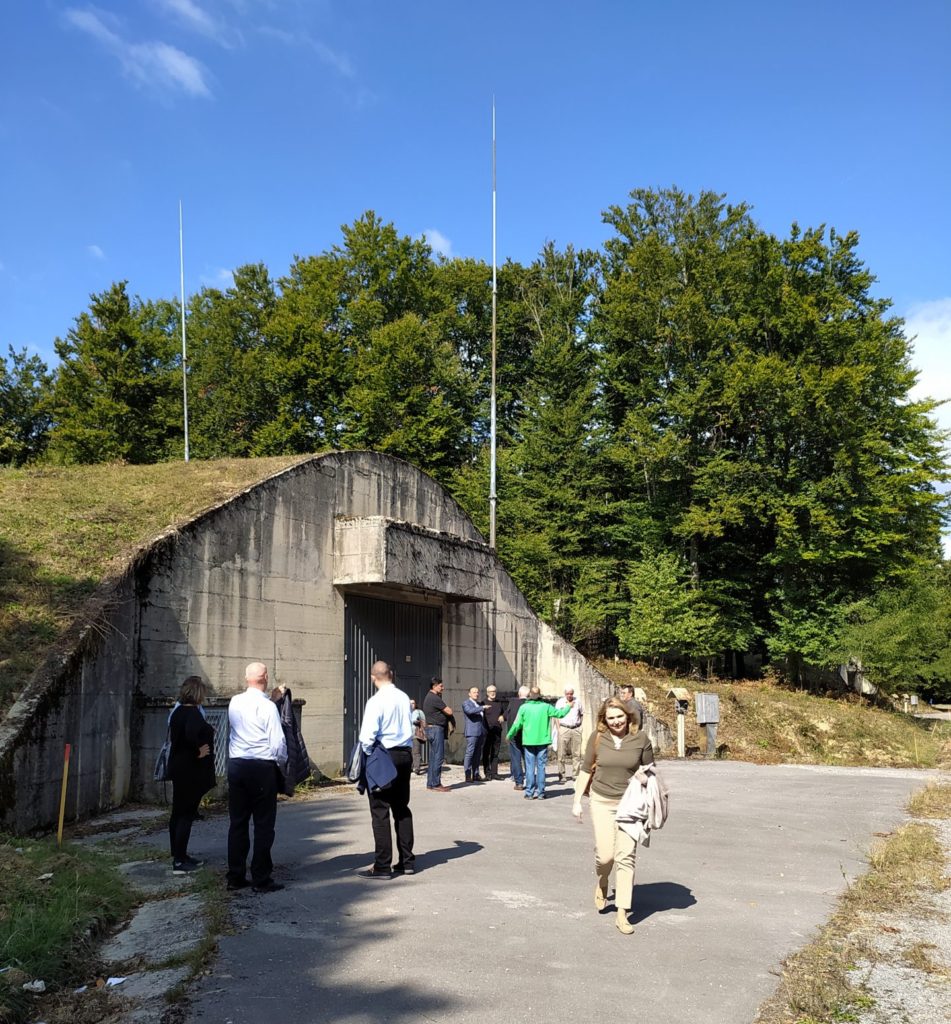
180,761,941,1024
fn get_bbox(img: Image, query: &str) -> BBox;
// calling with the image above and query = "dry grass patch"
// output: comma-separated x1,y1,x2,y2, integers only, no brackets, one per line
0,456,305,709
901,941,948,976
593,659,951,770
755,796,951,1024
907,781,951,819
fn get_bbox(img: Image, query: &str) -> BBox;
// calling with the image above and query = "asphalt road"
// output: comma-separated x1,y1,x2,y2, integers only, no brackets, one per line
181,760,939,1024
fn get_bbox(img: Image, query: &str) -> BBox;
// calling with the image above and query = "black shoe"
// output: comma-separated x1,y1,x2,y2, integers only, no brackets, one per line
392,864,416,875
172,861,199,875
357,867,392,879
252,880,285,894
182,855,205,867
227,877,251,890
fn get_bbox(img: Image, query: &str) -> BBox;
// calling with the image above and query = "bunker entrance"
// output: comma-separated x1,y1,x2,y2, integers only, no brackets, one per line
343,593,442,755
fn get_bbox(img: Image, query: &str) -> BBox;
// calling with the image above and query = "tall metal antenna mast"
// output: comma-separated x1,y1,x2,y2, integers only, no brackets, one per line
489,100,498,548
179,200,190,463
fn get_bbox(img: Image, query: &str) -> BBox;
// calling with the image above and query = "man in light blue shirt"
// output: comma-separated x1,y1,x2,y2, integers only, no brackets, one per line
356,661,415,878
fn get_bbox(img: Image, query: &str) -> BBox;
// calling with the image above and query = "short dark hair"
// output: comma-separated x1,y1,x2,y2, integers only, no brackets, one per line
430,677,443,689
179,675,209,705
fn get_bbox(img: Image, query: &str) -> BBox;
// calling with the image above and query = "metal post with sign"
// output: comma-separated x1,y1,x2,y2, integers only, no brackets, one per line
666,688,690,758
695,692,720,759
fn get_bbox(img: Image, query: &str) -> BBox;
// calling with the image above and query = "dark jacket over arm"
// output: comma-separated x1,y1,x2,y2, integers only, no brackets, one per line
275,687,311,796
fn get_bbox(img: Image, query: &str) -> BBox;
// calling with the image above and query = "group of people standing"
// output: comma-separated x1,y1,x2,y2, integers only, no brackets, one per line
410,677,583,794
165,664,658,934
164,661,306,893
358,671,658,933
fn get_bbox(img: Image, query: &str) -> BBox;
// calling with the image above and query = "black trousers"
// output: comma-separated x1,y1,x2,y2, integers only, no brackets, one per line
227,758,279,885
367,746,414,871
169,775,208,862
482,727,502,777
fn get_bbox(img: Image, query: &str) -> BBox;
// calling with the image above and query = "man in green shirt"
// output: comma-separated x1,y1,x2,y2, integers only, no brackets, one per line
505,688,571,799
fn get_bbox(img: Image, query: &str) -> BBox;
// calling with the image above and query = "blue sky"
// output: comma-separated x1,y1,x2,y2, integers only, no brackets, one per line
2,0,950,426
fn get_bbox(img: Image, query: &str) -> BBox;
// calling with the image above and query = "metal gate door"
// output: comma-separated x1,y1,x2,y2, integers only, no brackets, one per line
343,595,442,756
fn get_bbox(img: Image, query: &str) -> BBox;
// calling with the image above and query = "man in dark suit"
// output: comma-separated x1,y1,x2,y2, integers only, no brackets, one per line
462,686,487,782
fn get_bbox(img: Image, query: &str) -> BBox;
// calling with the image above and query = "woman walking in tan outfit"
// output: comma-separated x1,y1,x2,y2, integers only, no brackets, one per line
572,698,654,934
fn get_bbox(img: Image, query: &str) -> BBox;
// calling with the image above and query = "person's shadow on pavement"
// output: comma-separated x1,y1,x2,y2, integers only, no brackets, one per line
317,840,483,877
630,882,697,924
417,839,483,871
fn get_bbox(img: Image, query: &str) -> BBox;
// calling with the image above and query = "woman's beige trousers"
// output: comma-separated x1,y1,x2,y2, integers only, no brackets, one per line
590,790,637,910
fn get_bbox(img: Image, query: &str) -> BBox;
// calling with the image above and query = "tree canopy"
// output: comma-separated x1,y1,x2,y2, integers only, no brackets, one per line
4,191,948,693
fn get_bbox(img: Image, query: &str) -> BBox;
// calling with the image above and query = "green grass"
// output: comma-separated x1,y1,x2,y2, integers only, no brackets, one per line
0,835,135,1021
595,659,951,770
0,457,303,709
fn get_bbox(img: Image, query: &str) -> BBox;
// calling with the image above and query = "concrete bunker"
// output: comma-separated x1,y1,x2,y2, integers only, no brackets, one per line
1,451,626,832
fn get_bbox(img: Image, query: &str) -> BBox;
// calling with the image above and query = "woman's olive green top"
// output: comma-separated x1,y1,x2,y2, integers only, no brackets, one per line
581,730,654,800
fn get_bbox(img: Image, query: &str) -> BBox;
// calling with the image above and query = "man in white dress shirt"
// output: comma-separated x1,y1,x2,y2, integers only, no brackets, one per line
226,661,287,893
554,686,584,784
356,660,415,878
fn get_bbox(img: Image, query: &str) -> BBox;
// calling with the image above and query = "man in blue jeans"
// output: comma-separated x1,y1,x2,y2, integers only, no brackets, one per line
505,685,529,789
422,677,453,792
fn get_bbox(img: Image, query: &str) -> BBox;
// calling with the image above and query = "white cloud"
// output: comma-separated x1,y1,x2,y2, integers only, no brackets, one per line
420,228,453,259
65,7,213,98
199,266,235,288
87,244,106,260
905,298,951,556
906,298,951,436
130,40,213,96
65,7,122,46
155,0,243,48
257,25,354,78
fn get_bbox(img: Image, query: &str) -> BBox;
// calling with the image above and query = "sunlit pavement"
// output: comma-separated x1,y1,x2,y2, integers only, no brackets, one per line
178,760,940,1024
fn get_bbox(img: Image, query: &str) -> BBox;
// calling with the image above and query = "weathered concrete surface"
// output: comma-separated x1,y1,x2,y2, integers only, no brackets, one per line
118,859,201,897
174,761,942,1024
74,826,142,846
119,967,191,1001
0,572,137,832
101,894,205,967
334,516,496,601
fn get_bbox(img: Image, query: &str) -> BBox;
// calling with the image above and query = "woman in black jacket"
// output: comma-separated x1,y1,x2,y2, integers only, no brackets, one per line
168,676,215,874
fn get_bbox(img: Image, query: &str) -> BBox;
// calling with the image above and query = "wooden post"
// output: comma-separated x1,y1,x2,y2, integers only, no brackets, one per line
677,715,685,759
57,743,71,846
